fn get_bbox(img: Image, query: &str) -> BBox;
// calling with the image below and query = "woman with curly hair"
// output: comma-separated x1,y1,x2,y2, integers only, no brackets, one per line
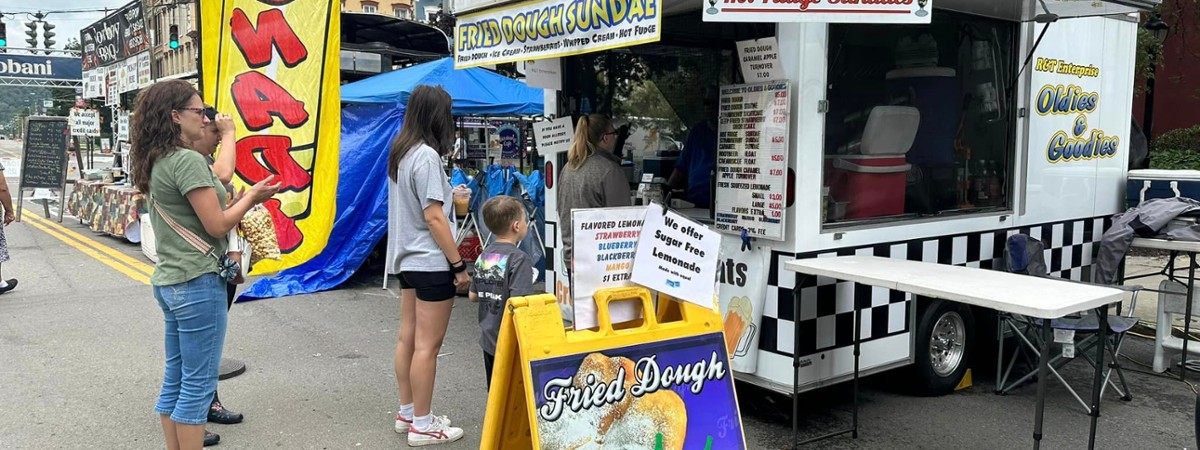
130,79,279,450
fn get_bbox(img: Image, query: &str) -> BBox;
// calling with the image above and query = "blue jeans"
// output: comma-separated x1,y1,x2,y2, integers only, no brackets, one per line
153,273,227,425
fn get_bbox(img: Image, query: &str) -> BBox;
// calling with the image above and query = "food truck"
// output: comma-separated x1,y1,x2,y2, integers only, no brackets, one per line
451,0,1156,397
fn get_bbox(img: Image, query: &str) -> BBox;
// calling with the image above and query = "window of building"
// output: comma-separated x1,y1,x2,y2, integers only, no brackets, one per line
822,11,1016,226
393,4,411,19
362,1,378,13
424,6,441,22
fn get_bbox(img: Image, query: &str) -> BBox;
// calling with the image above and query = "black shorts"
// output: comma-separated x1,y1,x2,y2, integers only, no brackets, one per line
397,271,456,301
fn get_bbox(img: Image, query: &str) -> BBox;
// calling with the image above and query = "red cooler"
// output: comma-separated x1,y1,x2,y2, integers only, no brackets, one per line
827,106,920,220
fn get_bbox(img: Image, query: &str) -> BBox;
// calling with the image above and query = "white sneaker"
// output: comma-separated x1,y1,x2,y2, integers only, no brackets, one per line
407,415,464,446
395,414,451,434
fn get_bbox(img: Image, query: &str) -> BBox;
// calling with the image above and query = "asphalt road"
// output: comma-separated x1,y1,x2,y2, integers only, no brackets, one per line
0,140,1197,449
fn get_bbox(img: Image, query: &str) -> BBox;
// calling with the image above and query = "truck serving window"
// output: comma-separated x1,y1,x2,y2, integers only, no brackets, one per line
559,14,774,217
822,11,1016,226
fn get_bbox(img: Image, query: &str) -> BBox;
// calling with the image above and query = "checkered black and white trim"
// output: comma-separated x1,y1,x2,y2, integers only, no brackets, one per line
758,216,1111,359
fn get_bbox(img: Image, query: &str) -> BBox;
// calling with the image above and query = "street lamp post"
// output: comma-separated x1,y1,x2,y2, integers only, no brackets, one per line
1143,14,1169,144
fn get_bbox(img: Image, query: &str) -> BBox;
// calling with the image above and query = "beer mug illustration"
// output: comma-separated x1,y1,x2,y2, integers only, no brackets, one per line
723,296,756,357
734,322,758,358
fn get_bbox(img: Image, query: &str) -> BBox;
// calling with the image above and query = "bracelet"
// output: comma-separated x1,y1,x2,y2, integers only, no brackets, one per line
450,262,467,274
449,259,463,267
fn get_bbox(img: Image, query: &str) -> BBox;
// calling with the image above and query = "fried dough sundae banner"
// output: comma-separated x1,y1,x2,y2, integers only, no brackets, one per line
454,0,662,69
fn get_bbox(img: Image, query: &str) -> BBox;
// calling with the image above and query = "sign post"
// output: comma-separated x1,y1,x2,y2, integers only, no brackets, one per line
18,116,69,222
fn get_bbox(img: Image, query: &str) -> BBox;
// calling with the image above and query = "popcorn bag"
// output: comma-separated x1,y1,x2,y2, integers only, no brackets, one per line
241,205,281,266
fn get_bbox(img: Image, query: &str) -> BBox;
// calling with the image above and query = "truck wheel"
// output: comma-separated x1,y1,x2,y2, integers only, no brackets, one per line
909,299,974,396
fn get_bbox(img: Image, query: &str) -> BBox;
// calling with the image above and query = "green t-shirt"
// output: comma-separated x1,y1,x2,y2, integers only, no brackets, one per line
149,148,228,286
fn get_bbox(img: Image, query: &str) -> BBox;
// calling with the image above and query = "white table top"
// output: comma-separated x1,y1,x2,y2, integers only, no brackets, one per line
1131,237,1200,253
784,256,1123,319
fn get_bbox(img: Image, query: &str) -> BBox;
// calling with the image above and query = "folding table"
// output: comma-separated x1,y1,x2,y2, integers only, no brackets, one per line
784,255,1124,449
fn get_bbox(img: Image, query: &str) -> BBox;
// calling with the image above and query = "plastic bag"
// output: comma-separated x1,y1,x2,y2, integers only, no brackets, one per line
241,205,281,265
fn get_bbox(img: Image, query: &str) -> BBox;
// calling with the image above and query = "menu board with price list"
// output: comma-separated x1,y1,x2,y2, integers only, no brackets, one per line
20,117,69,190
713,81,790,241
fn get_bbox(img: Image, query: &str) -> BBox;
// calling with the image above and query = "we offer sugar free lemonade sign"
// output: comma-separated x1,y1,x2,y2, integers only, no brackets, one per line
631,208,721,308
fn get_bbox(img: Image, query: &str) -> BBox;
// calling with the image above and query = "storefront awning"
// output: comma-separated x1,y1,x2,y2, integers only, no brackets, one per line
938,0,1159,22
342,12,450,60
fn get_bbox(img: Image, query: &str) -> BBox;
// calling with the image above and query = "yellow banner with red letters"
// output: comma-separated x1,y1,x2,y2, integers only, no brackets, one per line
200,0,339,274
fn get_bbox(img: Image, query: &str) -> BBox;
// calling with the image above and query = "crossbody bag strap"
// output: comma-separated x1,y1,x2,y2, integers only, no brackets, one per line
151,197,217,259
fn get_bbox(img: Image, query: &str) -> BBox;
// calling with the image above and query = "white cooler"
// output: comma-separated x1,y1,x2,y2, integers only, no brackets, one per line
140,213,159,263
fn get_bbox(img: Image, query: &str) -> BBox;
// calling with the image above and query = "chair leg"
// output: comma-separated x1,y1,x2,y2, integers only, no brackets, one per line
999,321,1047,394
996,316,1005,394
1001,324,1084,412
1045,358,1092,414
1071,331,1135,404
998,345,1025,394
1108,335,1134,402
1073,333,1125,401
1013,326,1090,414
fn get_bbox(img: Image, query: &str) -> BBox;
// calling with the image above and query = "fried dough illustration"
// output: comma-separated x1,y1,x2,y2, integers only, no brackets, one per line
538,353,687,450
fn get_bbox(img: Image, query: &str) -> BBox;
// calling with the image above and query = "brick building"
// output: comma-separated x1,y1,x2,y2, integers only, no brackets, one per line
1133,0,1200,140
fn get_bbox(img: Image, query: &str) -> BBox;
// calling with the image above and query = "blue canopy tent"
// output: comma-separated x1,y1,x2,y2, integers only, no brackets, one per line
241,58,543,300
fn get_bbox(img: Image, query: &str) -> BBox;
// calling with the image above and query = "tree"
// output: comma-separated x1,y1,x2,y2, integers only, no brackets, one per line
1139,0,1200,95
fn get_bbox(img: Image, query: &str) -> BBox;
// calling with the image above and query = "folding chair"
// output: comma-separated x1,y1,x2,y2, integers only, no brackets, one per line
994,234,1139,413
512,170,546,253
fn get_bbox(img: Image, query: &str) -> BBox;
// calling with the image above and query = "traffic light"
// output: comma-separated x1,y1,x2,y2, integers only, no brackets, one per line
41,22,54,48
23,22,36,48
0,23,7,47
168,25,178,49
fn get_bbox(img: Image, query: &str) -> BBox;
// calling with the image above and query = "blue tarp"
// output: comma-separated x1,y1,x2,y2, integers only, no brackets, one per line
341,57,544,116
241,61,543,300
241,103,401,300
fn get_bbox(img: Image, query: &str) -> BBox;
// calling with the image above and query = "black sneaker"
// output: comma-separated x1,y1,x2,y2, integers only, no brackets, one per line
208,401,244,424
0,279,17,294
204,429,220,446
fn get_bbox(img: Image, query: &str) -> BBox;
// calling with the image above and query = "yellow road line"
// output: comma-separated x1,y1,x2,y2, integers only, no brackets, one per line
23,218,151,285
23,213,154,276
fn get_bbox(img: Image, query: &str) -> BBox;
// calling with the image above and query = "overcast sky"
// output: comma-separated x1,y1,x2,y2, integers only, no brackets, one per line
0,0,132,49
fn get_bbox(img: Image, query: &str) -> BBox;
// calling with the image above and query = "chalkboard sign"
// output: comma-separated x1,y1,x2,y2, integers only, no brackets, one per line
21,117,69,189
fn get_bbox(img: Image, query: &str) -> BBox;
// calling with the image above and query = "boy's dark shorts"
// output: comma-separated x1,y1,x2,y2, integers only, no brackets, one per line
397,271,456,301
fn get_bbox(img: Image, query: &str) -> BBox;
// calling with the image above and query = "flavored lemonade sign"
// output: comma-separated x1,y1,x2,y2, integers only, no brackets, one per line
1033,57,1119,163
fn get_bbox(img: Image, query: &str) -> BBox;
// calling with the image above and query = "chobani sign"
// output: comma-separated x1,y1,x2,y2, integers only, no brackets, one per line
0,54,82,82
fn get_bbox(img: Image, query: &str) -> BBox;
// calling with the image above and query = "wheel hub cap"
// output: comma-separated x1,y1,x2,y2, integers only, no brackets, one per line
929,311,966,377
